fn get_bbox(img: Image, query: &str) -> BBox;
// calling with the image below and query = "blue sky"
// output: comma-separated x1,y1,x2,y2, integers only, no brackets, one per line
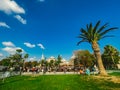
0,0,120,61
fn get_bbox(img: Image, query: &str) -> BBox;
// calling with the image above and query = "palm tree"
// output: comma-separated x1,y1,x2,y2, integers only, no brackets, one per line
103,45,119,69
104,45,116,64
77,20,118,76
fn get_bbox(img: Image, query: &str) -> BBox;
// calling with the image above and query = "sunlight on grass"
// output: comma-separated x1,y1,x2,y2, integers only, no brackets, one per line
0,74,120,90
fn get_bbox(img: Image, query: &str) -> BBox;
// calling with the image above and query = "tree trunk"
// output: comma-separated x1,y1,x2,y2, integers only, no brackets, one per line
23,60,25,72
92,42,108,76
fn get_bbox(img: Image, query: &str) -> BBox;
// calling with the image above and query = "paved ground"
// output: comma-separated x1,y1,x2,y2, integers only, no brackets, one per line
22,70,120,75
106,70,120,73
22,72,77,76
0,70,120,78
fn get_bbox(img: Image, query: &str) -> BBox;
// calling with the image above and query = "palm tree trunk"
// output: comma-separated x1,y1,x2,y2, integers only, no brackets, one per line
92,42,108,76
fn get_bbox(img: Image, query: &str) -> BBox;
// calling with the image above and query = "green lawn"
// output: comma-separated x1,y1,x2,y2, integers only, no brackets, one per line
109,72,120,76
0,73,120,90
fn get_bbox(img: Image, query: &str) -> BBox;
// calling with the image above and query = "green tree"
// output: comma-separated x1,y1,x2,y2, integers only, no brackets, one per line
16,49,22,54
40,59,45,66
31,61,39,67
25,61,32,68
48,59,55,71
15,49,23,66
49,60,54,67
102,45,120,69
74,50,95,68
77,20,118,75
15,49,23,75
24,54,29,60
74,57,80,68
23,54,29,70
57,55,62,71
0,57,11,66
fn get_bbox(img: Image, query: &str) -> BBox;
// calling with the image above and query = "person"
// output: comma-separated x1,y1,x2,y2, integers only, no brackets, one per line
79,69,84,75
91,66,96,75
85,68,90,75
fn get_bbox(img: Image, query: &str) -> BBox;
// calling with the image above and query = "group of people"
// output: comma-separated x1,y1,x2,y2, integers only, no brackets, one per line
75,66,99,75
23,66,99,75
79,68,90,75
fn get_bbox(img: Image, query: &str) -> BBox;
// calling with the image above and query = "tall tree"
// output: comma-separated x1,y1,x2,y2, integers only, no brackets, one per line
74,50,95,68
16,49,23,75
23,54,29,70
102,45,119,69
57,55,62,71
49,60,54,67
0,57,11,66
77,20,118,76
40,59,45,66
16,49,23,65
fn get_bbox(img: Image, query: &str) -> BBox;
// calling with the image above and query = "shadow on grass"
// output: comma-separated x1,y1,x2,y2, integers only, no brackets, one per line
104,81,120,88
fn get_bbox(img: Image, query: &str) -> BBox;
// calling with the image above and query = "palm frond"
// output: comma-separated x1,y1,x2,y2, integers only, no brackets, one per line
77,35,87,39
77,39,88,46
99,35,115,40
77,20,118,45
97,23,109,33
93,20,100,34
100,27,118,36
88,23,92,33
80,28,87,34
86,24,89,30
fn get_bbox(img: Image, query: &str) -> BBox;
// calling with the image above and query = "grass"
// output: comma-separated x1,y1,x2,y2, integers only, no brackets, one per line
109,72,120,77
0,73,120,90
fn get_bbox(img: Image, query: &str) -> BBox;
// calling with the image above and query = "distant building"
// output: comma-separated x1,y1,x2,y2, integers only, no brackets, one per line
60,58,69,66
47,56,56,62
68,53,76,66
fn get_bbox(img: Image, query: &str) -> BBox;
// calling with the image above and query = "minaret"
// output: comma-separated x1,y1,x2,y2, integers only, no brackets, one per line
41,53,45,60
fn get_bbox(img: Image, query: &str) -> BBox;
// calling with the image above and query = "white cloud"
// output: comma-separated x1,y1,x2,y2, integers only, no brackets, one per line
29,57,37,61
38,0,45,2
37,43,45,49
24,42,35,48
0,53,3,57
2,41,25,54
2,41,15,47
0,0,26,25
14,15,27,24
2,47,15,54
0,22,10,28
2,47,25,54
0,0,25,14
